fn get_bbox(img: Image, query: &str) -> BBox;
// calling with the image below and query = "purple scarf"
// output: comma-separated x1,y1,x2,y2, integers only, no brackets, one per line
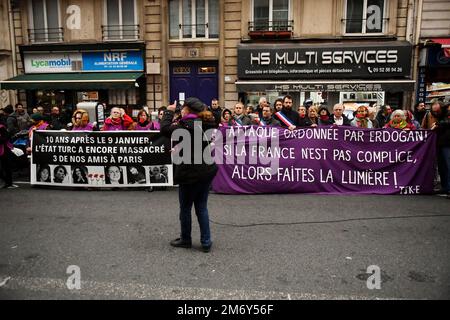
134,122,154,131
72,122,94,131
152,121,160,130
181,114,199,121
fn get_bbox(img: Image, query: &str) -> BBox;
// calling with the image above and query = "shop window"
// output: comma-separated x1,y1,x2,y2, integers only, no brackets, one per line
249,0,292,38
103,0,139,41
343,0,387,35
169,0,219,40
35,90,66,110
28,0,63,43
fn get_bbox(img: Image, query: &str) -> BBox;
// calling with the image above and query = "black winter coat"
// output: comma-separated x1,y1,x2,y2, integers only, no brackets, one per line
160,110,218,185
437,116,450,148
209,106,222,126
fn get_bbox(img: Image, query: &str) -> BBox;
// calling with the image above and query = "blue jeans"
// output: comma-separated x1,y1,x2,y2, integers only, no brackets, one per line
178,179,212,246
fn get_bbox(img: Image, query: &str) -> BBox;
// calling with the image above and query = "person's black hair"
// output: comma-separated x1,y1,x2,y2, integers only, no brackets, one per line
137,109,149,118
71,165,88,184
3,104,13,114
414,102,425,110
274,98,283,105
318,106,331,116
303,99,313,109
380,104,390,113
126,165,146,184
53,165,67,182
283,95,293,103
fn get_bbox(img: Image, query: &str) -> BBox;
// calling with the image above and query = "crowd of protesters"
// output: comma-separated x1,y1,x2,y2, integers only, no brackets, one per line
1,97,447,256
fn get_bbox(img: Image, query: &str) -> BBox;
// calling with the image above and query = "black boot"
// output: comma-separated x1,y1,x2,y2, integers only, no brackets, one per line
170,238,192,248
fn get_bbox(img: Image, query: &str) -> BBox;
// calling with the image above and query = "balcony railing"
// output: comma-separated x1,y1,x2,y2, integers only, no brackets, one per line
248,20,293,38
102,24,140,41
28,28,64,43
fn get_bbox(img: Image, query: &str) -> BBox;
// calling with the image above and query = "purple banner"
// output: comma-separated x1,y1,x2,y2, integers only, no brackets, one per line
211,126,436,195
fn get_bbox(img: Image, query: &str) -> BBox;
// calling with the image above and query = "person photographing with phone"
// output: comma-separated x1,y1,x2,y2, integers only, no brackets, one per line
160,97,218,252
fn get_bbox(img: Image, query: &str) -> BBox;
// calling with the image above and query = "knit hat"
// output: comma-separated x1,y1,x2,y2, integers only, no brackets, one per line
31,113,44,121
304,99,313,108
184,97,206,113
222,108,232,117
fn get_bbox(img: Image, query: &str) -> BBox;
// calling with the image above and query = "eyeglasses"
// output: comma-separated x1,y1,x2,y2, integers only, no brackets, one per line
75,117,82,120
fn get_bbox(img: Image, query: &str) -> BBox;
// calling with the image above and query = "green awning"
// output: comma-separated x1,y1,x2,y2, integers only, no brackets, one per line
0,72,144,90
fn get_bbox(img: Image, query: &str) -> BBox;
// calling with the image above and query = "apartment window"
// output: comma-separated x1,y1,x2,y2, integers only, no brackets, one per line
28,0,62,43
169,0,219,40
252,0,290,31
344,0,387,34
103,0,139,40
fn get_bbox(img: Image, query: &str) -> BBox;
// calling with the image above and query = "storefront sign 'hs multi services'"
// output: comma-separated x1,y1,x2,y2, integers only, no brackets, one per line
238,42,412,80
250,49,399,66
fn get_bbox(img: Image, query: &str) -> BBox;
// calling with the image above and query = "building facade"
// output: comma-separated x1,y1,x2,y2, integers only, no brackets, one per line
414,0,450,106
0,0,16,108
1,0,147,117
0,0,439,115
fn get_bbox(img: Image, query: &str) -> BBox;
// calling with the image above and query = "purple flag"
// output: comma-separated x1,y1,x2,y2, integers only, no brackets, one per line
211,126,436,195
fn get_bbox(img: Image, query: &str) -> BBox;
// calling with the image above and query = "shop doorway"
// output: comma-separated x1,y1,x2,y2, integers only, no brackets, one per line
170,61,218,107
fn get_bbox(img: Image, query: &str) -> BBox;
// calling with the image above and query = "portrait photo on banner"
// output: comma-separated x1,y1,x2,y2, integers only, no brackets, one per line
71,165,89,184
52,165,70,184
126,165,147,184
104,165,125,185
149,165,170,185
36,163,52,183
